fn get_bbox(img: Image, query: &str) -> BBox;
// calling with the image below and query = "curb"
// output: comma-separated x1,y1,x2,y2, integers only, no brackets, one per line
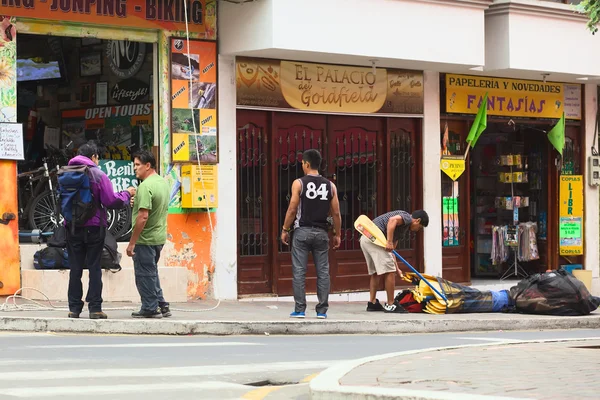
0,314,599,335
309,337,600,400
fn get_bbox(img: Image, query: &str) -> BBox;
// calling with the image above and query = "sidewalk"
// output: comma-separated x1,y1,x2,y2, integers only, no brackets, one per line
310,338,600,399
0,299,599,335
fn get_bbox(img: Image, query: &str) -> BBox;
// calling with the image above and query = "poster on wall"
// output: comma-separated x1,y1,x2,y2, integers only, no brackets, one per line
170,38,217,163
61,103,153,159
442,196,459,247
0,123,24,160
559,175,584,255
0,15,17,123
236,57,424,115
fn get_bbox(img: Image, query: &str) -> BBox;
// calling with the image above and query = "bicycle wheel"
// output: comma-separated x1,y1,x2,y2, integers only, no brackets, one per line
29,191,62,233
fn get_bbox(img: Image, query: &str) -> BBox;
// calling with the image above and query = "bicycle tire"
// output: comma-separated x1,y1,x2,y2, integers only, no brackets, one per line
107,206,132,241
28,191,61,233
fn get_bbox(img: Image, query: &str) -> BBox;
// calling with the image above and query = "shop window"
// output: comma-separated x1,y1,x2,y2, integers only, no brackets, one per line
471,124,550,278
16,33,157,241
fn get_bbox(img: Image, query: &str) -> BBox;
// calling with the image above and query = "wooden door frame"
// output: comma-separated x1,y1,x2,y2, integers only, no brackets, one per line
236,110,274,295
385,117,424,272
270,112,328,296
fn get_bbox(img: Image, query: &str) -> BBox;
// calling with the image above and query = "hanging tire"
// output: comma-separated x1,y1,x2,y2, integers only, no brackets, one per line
29,191,62,233
107,206,132,241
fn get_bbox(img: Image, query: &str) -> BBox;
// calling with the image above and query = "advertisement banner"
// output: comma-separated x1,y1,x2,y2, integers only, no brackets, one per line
236,57,424,115
61,103,153,159
0,0,217,36
170,37,217,163
99,160,138,192
445,74,582,120
559,175,584,255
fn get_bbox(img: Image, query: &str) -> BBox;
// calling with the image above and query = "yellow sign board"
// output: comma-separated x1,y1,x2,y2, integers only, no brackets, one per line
445,74,582,120
236,57,424,115
559,175,584,255
181,165,218,209
440,156,465,181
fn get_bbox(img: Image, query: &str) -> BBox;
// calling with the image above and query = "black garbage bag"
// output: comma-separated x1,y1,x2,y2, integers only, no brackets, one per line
509,268,600,316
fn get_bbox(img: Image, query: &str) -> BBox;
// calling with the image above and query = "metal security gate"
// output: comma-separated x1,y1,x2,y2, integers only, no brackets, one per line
237,110,422,296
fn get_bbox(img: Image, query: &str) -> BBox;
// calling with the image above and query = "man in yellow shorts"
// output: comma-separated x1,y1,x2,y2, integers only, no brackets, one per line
360,210,429,313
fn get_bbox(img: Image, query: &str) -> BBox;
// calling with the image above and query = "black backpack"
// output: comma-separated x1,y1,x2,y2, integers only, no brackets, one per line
37,230,121,273
33,247,69,270
101,231,122,273
47,225,67,248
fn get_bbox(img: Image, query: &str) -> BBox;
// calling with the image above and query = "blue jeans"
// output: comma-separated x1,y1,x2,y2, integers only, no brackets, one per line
291,227,330,314
133,244,166,312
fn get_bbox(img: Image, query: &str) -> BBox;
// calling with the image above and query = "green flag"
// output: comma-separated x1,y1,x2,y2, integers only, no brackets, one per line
466,93,488,148
547,112,565,156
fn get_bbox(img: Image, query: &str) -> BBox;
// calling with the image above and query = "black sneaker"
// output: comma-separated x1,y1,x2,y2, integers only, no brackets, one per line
383,301,408,313
132,309,163,319
367,299,385,312
159,302,172,318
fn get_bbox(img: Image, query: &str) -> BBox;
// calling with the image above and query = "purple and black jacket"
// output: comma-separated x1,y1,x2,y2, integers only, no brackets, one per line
67,155,131,227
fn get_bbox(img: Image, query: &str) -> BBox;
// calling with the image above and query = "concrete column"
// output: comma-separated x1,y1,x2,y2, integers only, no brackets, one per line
584,83,599,296
213,55,238,299
422,71,443,277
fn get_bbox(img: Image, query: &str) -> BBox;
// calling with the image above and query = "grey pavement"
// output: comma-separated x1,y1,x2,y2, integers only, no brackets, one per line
2,330,600,400
311,337,600,400
1,299,600,335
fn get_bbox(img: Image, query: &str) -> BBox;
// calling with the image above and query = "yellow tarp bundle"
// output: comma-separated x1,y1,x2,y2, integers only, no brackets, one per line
402,273,465,314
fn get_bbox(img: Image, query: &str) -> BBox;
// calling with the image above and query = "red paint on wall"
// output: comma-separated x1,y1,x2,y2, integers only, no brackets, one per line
165,212,216,299
0,161,21,294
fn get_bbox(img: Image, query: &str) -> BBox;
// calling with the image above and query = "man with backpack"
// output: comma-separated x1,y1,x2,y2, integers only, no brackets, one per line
60,142,134,319
127,150,171,319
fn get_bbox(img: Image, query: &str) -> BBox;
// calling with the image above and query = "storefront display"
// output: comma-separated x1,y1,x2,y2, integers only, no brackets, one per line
441,73,583,281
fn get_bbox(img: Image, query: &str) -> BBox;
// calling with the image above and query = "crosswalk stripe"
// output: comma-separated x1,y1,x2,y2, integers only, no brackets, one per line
25,342,263,349
454,337,520,343
0,360,340,381
3,381,251,398
0,358,84,366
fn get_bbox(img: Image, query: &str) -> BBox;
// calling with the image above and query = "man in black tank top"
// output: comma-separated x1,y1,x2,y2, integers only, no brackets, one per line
281,149,341,319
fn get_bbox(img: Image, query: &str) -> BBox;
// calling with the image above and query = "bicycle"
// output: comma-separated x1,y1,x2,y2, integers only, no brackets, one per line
26,143,74,233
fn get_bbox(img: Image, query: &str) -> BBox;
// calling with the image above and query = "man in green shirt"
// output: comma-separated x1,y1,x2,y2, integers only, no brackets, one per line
127,150,171,319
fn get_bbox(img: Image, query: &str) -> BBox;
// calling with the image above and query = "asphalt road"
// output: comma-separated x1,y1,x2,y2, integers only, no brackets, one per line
1,329,599,400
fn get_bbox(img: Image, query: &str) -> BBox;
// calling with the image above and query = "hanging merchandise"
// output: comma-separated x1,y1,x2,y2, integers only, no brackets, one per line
491,225,509,265
518,222,539,262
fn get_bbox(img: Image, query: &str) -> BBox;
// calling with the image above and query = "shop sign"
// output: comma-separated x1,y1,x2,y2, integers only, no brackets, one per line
111,78,149,104
61,103,153,151
445,74,582,120
106,40,146,79
559,175,584,255
440,156,465,181
99,160,138,192
0,0,216,36
236,57,424,115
